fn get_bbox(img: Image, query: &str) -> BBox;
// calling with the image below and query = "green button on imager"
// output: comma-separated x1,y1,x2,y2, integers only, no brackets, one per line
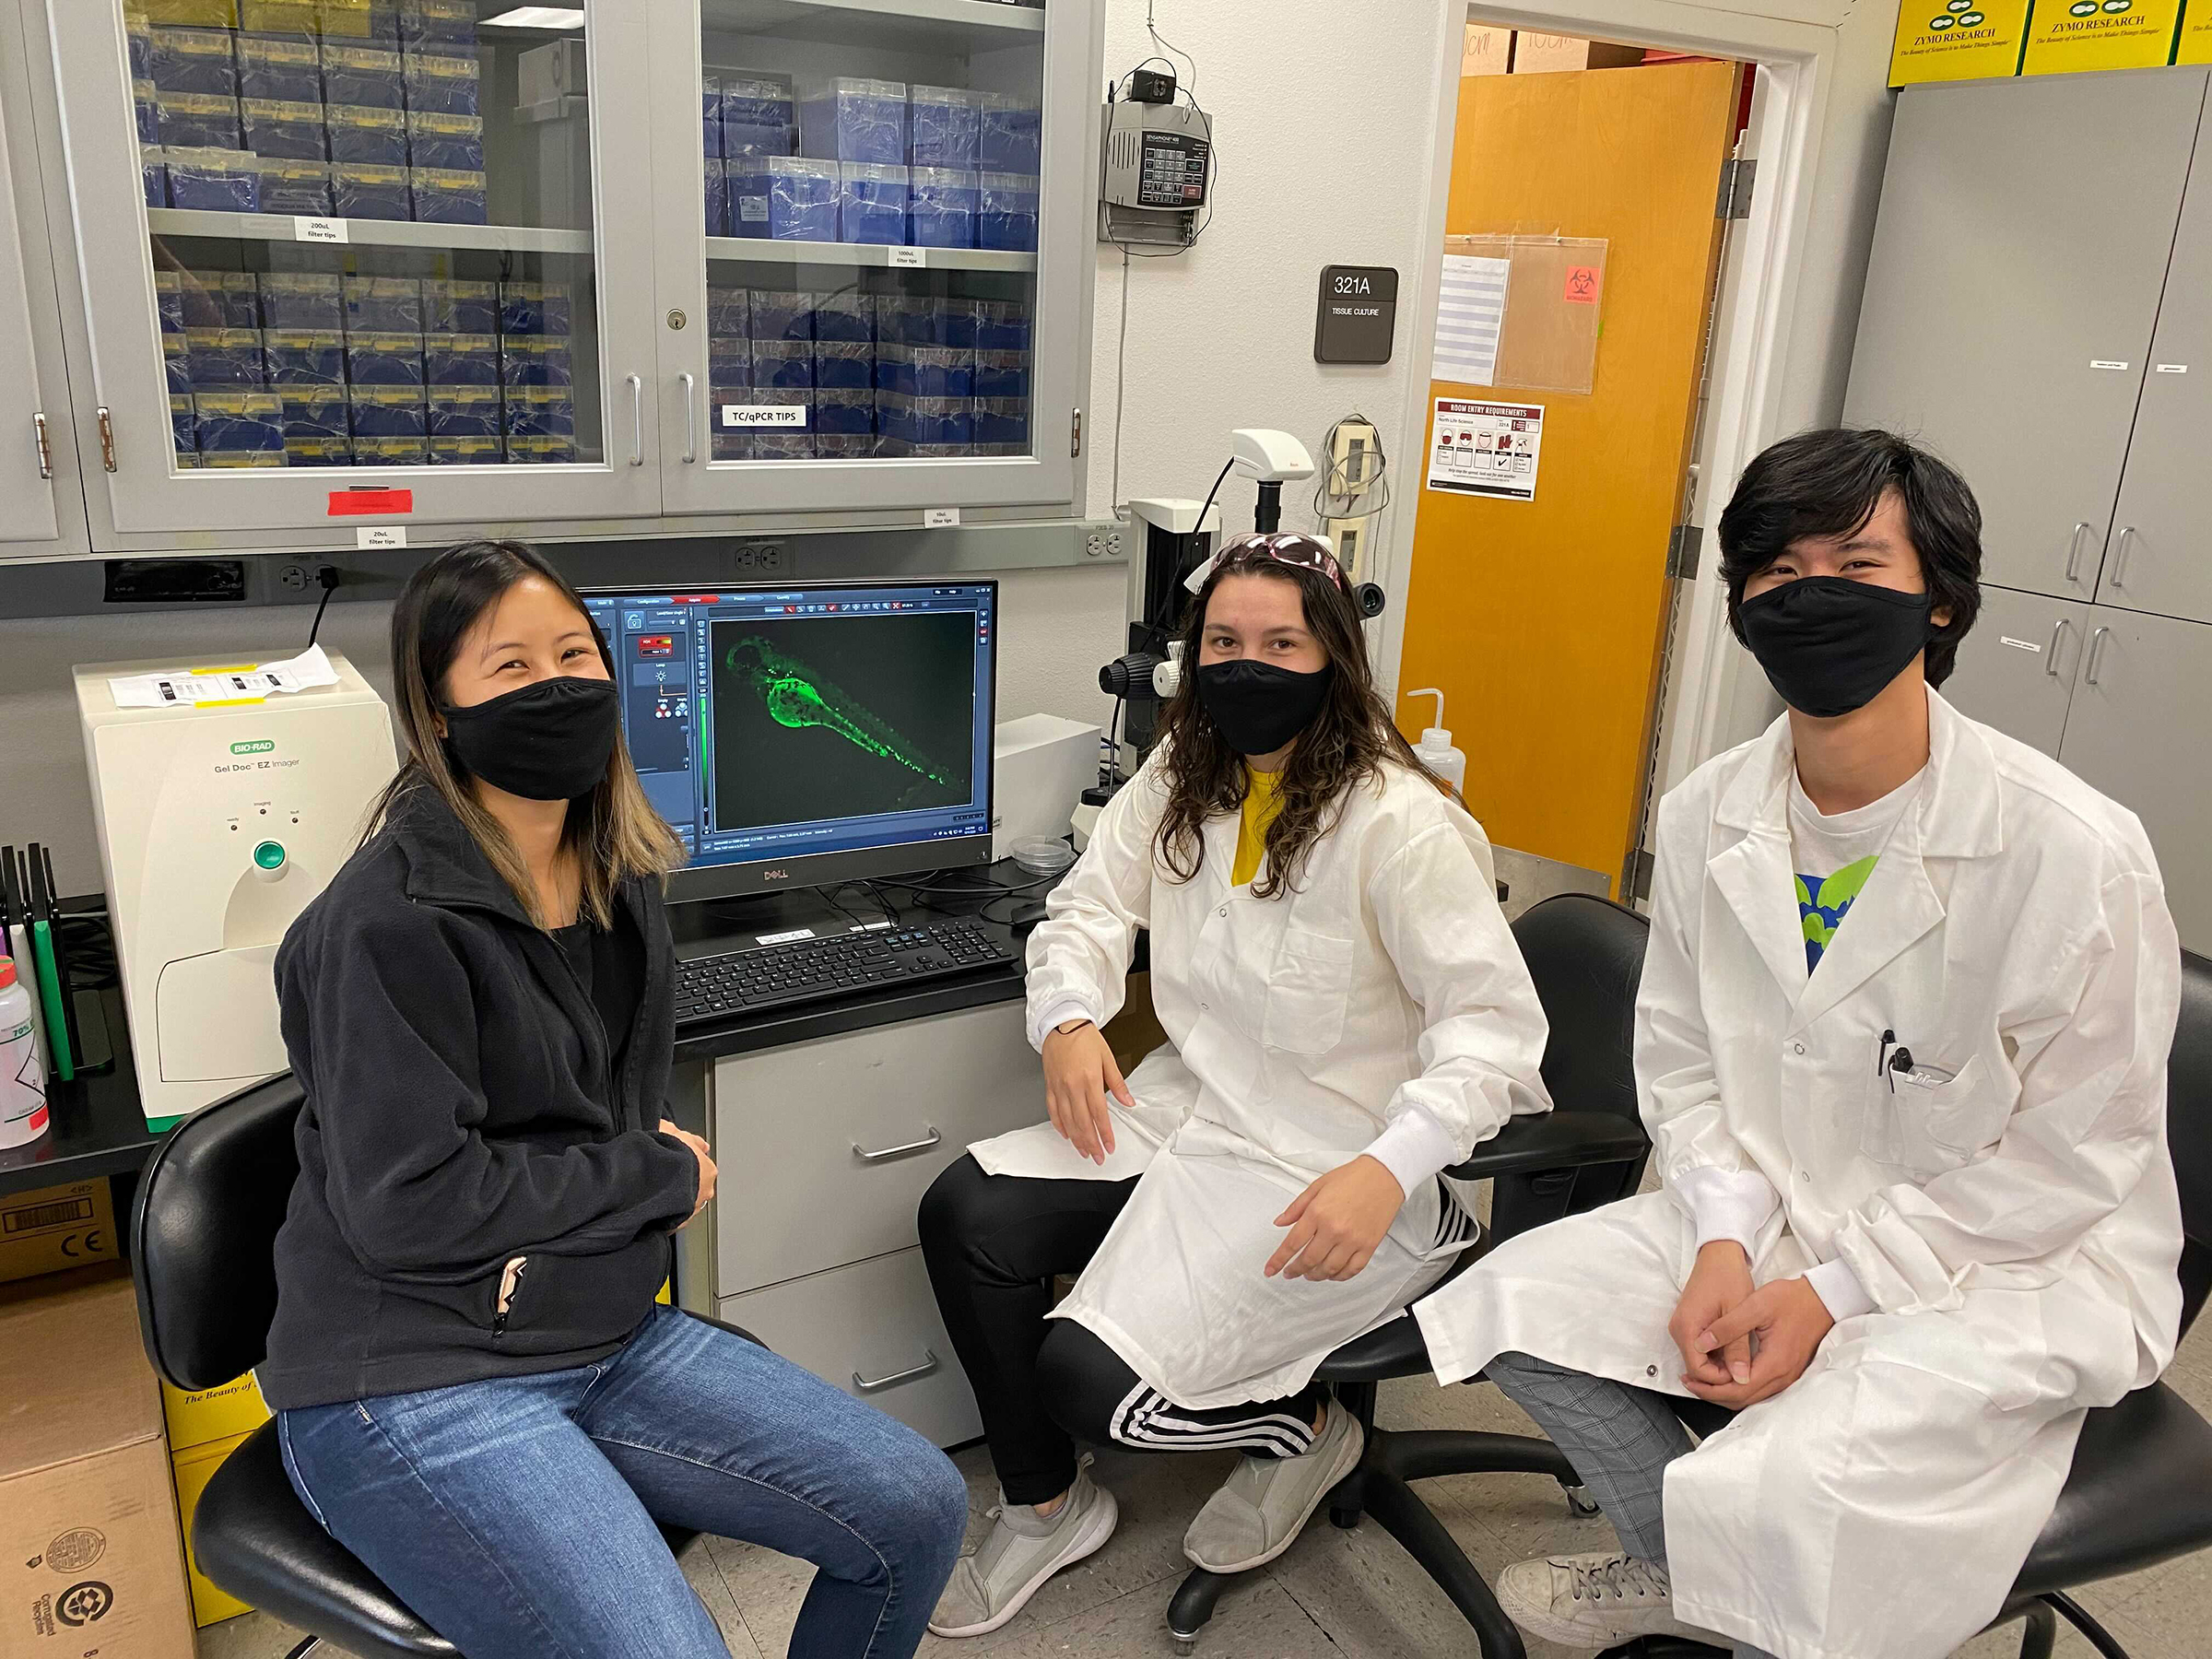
253,841,287,871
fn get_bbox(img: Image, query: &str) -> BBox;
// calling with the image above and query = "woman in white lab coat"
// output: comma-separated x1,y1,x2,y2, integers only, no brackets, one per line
917,533,1551,1638
1414,429,2184,1659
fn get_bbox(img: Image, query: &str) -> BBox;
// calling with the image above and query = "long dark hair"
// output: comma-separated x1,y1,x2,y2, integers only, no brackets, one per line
1153,547,1434,899
363,539,683,928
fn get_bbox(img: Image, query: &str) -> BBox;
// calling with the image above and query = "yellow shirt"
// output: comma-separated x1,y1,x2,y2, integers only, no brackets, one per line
1232,767,1284,888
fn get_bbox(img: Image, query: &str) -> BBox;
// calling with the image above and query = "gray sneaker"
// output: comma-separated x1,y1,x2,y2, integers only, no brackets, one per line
927,1460,1119,1639
1494,1551,1711,1647
1182,1399,1364,1573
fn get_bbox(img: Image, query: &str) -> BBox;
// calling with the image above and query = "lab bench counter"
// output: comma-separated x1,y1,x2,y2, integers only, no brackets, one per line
0,983,158,1202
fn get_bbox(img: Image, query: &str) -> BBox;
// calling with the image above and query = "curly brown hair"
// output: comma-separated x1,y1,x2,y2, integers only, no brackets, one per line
1153,545,1438,899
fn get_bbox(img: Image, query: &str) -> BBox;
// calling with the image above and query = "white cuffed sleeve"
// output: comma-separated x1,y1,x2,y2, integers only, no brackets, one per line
1366,814,1552,1166
1804,1255,1876,1323
1022,755,1168,1053
1674,1164,1781,1254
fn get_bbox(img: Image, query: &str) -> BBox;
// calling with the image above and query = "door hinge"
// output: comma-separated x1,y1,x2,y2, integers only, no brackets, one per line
1665,524,1703,580
1623,846,1656,904
96,406,117,473
33,411,53,480
1071,408,1083,457
1716,158,1756,220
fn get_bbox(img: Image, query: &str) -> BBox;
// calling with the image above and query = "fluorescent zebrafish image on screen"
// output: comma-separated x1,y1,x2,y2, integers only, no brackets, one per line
725,636,959,789
707,610,977,831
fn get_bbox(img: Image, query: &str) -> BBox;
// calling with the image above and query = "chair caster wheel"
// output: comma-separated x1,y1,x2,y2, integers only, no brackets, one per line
1330,1504,1361,1530
1564,1483,1601,1518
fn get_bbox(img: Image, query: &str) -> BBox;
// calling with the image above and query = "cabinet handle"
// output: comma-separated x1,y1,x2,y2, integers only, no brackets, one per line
853,1350,940,1393
33,412,52,480
97,406,116,473
2044,617,2071,678
2062,522,2094,583
2084,626,2112,687
853,1126,943,1163
680,371,698,464
2110,526,2136,588
627,374,643,466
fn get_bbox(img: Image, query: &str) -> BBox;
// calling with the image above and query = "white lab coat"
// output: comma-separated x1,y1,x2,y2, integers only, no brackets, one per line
969,750,1551,1410
1414,692,2184,1659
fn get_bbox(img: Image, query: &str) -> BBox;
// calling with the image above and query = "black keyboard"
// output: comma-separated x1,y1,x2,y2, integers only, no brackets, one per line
674,920,1018,1026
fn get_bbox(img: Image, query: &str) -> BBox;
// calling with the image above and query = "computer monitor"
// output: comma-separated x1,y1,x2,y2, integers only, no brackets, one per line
580,579,998,900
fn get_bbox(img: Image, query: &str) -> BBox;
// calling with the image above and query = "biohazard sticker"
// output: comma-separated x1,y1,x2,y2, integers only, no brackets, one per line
1426,397,1544,501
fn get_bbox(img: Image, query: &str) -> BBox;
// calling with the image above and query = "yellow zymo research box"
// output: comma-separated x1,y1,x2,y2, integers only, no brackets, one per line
1890,0,2032,83
170,1431,255,1628
0,1179,119,1283
2023,0,2184,73
160,1371,270,1453
2179,0,2212,60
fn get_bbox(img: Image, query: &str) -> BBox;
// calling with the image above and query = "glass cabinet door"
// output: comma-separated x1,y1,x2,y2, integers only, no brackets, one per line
52,0,663,537
650,0,1090,517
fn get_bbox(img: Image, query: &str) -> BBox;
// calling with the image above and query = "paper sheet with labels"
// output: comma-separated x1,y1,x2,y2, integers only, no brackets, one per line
106,643,341,710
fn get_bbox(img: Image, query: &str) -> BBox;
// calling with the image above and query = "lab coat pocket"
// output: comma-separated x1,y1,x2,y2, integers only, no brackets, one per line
1261,928,1356,1056
1860,1054,2000,1173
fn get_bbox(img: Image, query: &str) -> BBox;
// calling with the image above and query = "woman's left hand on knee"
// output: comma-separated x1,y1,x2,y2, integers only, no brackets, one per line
1265,1156,1406,1282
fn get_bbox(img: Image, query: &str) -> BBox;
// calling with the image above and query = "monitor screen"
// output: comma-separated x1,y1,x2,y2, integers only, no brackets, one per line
580,579,998,898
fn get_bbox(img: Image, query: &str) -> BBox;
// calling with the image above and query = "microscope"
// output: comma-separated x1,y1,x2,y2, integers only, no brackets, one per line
1077,429,1387,844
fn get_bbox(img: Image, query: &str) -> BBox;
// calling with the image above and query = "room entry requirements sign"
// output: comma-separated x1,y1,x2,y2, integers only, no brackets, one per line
1427,398,1544,501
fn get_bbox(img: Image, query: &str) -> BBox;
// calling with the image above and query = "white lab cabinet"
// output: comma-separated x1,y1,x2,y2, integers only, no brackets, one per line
0,3,88,561
18,0,1101,554
711,997,1039,1447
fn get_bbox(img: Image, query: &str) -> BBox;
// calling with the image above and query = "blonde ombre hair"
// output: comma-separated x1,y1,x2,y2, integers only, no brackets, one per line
365,539,684,929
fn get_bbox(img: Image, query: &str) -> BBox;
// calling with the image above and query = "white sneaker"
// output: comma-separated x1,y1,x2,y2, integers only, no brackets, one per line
1493,1551,1712,1648
926,1460,1118,1639
1182,1400,1365,1573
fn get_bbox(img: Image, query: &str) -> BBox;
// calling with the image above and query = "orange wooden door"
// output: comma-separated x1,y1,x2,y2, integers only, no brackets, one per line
1398,60,1738,893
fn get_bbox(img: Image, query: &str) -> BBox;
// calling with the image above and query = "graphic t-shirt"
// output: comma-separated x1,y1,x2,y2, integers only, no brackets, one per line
1232,767,1284,888
1788,767,1924,973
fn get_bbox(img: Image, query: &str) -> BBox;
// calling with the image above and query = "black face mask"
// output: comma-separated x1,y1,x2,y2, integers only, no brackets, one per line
1195,659,1334,758
1736,576,1937,719
442,676,620,801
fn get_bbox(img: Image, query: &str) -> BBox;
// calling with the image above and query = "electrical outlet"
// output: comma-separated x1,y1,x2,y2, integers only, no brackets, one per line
1329,418,1382,500
732,542,786,572
279,564,311,591
757,542,785,571
1081,522,1126,560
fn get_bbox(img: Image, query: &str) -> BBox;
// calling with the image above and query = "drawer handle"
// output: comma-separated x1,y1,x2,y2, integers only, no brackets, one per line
680,371,698,464
2045,617,2071,678
853,1127,943,1163
2110,525,2136,588
2084,626,2112,687
854,1350,940,1393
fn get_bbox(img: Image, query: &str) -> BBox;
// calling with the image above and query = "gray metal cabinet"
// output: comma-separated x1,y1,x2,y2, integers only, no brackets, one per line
2103,123,2212,627
708,998,1039,1447
2054,606,2212,952
0,6,87,562
1940,584,2087,759
1845,70,2208,602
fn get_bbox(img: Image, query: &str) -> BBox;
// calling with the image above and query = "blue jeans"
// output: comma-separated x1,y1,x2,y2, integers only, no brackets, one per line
277,1304,967,1659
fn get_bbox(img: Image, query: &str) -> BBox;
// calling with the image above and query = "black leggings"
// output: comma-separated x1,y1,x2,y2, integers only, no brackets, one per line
919,1155,1325,1506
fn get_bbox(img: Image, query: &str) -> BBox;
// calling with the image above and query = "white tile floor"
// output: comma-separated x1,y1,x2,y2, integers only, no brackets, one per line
199,1316,2210,1659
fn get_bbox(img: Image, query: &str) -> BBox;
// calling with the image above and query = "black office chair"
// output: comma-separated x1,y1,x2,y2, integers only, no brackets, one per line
1167,891,1658,1656
1612,947,2212,1659
130,1072,731,1658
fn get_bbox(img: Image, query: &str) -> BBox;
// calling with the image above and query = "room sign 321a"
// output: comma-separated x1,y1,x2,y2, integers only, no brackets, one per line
1314,265,1399,363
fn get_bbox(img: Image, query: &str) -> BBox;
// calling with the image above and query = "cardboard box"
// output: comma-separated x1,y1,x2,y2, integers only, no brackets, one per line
170,1432,254,1627
2022,0,2183,72
1,1267,196,1657
2183,0,2212,61
1889,0,2032,86
159,1371,269,1453
1462,23,1514,75
1510,33,1648,72
0,1179,119,1284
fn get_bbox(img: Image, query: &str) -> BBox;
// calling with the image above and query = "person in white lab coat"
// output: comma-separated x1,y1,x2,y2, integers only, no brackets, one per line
1414,429,2185,1659
917,533,1552,1638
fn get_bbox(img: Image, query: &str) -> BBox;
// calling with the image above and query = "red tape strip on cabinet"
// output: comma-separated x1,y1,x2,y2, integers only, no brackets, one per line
327,488,415,516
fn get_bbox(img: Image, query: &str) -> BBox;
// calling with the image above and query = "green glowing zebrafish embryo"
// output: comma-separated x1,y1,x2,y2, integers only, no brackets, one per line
727,637,959,789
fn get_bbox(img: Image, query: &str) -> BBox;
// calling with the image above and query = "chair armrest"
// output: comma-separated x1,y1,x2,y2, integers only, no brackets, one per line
1443,1111,1649,1182
682,1310,766,1348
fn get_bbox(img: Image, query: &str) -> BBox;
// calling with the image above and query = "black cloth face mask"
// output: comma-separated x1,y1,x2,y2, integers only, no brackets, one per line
442,676,620,801
1195,659,1334,757
1736,576,1936,719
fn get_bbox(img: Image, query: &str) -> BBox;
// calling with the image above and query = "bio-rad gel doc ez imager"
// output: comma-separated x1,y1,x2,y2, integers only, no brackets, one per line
75,650,396,1128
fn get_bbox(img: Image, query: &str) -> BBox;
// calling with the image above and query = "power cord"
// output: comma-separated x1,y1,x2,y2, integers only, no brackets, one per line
306,564,339,647
1312,414,1392,524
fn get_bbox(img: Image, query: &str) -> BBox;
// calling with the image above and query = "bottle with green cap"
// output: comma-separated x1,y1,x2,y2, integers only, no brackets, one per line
0,956,48,1149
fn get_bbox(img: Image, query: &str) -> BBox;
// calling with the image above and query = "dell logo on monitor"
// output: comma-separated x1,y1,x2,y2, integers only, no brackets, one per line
762,867,791,881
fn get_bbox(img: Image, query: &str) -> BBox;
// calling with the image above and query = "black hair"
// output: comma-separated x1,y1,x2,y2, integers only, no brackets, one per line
1716,428,1983,688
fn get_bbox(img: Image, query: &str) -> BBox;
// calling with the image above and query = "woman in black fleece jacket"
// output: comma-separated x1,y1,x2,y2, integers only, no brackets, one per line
263,540,964,1659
